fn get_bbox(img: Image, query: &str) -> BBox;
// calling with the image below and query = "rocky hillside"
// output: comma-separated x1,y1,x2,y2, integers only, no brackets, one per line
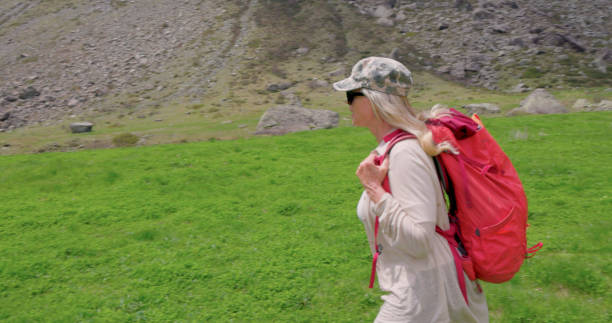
0,0,610,132
349,0,610,89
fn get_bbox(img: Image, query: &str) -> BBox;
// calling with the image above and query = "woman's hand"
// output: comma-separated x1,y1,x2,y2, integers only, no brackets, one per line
356,151,390,203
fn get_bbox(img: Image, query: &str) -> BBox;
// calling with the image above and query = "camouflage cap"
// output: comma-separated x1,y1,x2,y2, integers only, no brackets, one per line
332,57,413,97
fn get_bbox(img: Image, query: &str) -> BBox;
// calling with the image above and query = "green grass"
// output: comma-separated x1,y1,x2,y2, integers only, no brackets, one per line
0,112,611,322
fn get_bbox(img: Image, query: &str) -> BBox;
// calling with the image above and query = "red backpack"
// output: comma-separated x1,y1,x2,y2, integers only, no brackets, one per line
371,108,542,304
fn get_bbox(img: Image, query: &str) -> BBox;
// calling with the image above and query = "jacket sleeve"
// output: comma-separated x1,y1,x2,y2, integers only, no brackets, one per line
370,140,440,258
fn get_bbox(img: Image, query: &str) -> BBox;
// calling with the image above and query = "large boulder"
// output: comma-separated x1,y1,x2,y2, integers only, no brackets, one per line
70,122,94,133
507,89,567,116
595,100,612,111
462,103,500,115
255,105,339,135
572,98,591,110
574,99,612,112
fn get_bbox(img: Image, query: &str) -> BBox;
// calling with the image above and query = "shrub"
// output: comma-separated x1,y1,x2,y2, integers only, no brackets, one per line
275,95,286,104
112,133,139,147
522,67,545,78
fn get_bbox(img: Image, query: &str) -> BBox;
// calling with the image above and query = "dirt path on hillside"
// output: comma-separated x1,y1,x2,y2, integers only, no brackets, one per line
177,0,258,100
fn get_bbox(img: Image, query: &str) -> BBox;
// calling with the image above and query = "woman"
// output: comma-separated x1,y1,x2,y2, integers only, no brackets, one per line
333,57,488,322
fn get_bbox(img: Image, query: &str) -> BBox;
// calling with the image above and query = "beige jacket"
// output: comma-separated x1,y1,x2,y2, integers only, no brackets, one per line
357,138,489,323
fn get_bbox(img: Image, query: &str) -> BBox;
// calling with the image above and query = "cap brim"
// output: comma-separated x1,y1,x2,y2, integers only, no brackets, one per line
332,78,361,92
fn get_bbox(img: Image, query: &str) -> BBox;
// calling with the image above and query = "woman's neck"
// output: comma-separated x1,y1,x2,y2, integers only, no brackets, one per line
369,121,395,143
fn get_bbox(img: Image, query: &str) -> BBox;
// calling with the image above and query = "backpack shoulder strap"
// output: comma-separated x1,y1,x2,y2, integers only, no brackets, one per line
374,131,416,193
368,130,414,288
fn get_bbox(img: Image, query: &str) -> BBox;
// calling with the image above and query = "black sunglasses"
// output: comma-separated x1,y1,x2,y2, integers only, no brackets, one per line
346,91,365,105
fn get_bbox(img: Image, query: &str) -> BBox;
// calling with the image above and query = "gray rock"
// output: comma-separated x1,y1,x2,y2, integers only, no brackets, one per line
594,100,612,111
465,56,484,72
508,37,527,48
481,1,499,10
560,34,586,53
376,17,394,27
462,103,500,115
572,98,591,110
372,5,394,18
533,32,566,47
4,95,18,102
503,1,519,9
454,0,473,11
491,24,508,34
519,58,530,66
530,27,545,34
68,98,79,107
527,48,547,56
533,32,586,52
266,82,293,92
473,8,494,20
436,65,451,74
309,79,329,88
573,99,612,112
450,61,466,79
280,90,302,105
296,47,309,55
70,122,94,133
510,83,530,93
94,88,107,97
395,10,406,21
0,111,9,121
328,67,346,77
18,86,40,100
389,48,400,60
593,48,610,73
255,105,339,135
507,89,567,116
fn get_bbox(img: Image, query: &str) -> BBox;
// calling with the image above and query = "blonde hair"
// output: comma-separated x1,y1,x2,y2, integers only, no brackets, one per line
361,88,456,156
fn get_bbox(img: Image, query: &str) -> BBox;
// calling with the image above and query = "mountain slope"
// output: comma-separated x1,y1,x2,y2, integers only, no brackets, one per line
0,0,610,151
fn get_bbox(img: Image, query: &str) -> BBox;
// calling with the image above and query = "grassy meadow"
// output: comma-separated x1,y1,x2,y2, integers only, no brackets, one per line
1,111,611,322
